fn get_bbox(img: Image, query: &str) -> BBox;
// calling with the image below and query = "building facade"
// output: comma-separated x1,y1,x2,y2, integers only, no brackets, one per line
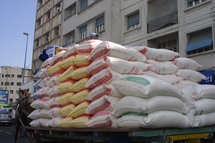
33,0,63,74
32,0,215,72
0,66,32,102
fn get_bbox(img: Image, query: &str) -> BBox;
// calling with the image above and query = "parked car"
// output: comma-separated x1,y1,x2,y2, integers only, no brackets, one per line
0,109,13,126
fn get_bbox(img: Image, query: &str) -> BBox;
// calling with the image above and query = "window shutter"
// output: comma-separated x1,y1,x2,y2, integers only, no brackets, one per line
80,0,88,10
80,25,87,32
128,12,139,27
96,16,104,26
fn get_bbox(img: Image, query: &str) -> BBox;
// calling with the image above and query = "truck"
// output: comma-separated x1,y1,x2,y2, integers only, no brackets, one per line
21,44,215,143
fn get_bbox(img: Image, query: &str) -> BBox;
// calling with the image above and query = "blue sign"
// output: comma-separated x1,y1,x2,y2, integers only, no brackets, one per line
0,90,9,104
45,45,59,58
199,70,214,84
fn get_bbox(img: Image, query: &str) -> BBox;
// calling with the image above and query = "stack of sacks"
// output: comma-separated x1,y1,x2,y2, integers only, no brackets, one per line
133,46,183,85
182,84,215,127
134,46,205,87
29,47,76,128
29,55,66,128
85,41,151,128
171,57,205,89
111,75,193,129
58,40,104,128
85,41,196,129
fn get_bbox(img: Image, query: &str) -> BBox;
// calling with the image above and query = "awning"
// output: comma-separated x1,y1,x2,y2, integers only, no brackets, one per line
186,28,212,52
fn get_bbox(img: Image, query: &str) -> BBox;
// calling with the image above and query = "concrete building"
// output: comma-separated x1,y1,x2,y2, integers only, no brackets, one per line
32,0,63,74
0,66,32,102
32,0,215,73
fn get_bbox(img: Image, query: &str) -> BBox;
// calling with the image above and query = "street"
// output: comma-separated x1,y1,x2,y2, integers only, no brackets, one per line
0,124,30,143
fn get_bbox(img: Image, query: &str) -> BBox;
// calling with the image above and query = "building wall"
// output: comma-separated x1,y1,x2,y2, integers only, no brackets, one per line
33,0,215,71
0,66,32,102
32,0,63,73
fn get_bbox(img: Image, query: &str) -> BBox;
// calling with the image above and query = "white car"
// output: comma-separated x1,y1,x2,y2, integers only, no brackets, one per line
0,109,13,126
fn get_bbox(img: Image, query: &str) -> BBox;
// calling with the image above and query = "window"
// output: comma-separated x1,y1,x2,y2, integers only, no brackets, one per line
11,74,14,78
2,74,4,78
95,15,104,33
44,32,50,43
10,98,13,103
80,25,87,40
45,10,51,21
187,0,207,8
54,26,60,37
38,0,43,8
1,82,3,85
147,0,178,33
35,38,40,48
17,75,22,78
186,28,213,55
62,31,75,47
127,11,139,31
11,82,14,86
10,90,13,94
55,3,61,14
5,82,9,86
35,59,40,69
80,0,88,11
36,17,42,28
157,39,178,52
16,90,19,94
17,82,21,86
5,74,10,78
64,2,76,21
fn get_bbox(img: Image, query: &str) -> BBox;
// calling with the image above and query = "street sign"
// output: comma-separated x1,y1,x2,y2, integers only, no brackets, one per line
199,70,215,84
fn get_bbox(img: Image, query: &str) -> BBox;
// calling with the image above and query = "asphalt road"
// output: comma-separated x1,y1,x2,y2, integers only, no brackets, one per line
0,124,30,143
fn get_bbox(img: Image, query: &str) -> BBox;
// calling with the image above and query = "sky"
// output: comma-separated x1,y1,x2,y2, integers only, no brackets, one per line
0,1,37,69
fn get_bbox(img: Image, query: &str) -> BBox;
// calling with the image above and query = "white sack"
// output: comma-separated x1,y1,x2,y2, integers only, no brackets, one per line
175,69,206,82
87,41,147,62
28,109,41,120
38,109,50,119
86,111,117,128
47,74,61,87
193,112,215,127
30,119,41,127
85,69,124,89
116,111,191,128
134,46,179,61
48,117,63,128
47,107,62,118
182,84,215,100
75,40,103,53
86,84,124,101
112,96,188,117
38,118,51,127
173,57,202,71
146,59,178,75
142,70,182,84
195,84,215,99
87,56,150,75
194,99,215,115
47,97,61,108
85,96,120,115
112,75,183,100
173,80,198,90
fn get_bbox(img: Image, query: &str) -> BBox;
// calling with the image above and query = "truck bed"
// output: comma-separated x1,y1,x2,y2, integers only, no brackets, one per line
23,125,215,143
